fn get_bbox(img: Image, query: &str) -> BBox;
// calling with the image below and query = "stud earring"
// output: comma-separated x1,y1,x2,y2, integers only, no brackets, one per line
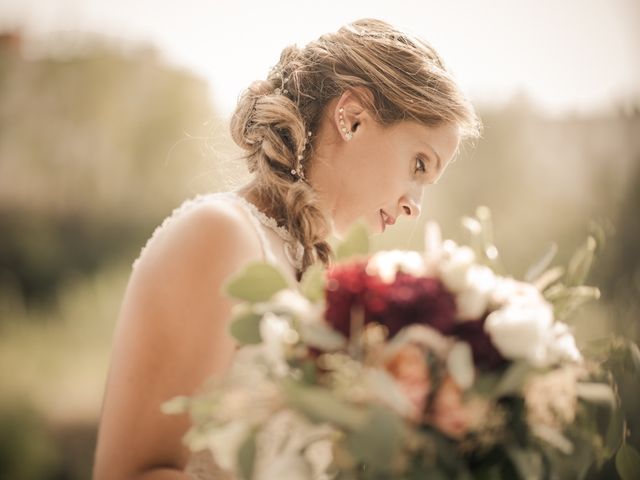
338,107,353,141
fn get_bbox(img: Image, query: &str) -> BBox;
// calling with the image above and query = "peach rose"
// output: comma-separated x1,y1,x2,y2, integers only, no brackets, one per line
384,343,431,421
430,376,470,439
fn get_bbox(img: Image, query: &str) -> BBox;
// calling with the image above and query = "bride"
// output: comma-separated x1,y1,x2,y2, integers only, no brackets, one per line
93,18,479,479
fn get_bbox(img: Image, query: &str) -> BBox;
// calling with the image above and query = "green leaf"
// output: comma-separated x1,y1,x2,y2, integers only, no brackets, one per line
576,382,616,408
472,372,502,397
624,341,640,374
335,222,370,261
533,266,565,292
566,236,596,287
299,322,347,351
299,262,326,302
505,446,544,480
280,380,367,430
237,429,257,480
604,407,625,457
531,424,574,454
524,242,558,283
344,406,405,472
229,309,262,345
616,444,640,480
224,262,289,302
495,361,535,398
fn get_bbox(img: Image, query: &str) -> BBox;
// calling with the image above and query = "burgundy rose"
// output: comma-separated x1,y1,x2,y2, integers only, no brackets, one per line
324,262,457,339
453,318,506,370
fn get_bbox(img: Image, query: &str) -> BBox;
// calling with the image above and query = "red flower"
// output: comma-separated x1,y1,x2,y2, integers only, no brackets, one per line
324,262,457,339
453,318,505,370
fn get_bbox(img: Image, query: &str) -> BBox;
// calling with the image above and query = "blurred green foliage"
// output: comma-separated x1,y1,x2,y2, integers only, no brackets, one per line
0,31,239,306
0,398,61,480
0,30,638,479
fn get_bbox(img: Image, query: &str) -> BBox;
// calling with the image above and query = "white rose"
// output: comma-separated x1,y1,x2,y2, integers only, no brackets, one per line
269,289,321,322
260,312,298,376
456,265,496,321
484,299,554,366
366,250,426,283
440,246,476,292
546,322,582,364
489,276,541,309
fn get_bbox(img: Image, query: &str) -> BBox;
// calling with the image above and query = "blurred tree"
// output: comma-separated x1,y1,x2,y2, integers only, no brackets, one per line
0,32,233,306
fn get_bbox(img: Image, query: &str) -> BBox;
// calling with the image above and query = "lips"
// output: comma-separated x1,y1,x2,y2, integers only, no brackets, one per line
379,210,396,232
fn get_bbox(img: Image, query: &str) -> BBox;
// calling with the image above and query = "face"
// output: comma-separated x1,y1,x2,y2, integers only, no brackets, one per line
318,108,461,236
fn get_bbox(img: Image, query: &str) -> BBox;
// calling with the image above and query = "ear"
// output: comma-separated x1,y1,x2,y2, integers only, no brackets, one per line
333,87,375,141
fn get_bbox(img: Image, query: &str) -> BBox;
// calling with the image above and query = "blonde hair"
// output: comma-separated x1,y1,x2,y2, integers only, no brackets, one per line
230,18,480,276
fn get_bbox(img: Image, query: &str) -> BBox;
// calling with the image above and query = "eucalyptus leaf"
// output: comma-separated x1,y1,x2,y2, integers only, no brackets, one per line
237,429,257,480
344,406,405,472
524,243,558,283
225,262,289,302
281,380,367,430
335,222,370,260
299,322,347,351
616,444,640,480
566,236,596,287
495,361,535,398
229,310,263,345
300,263,326,302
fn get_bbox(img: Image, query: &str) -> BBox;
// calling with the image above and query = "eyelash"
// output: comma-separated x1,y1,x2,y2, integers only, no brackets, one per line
415,155,428,174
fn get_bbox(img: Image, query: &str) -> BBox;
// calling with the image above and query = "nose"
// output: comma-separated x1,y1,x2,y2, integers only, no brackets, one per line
399,191,422,219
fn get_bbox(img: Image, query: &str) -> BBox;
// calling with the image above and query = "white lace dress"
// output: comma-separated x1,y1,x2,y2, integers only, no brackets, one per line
134,190,314,479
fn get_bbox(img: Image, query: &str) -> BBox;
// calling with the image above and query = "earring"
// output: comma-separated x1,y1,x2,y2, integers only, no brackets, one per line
338,107,353,141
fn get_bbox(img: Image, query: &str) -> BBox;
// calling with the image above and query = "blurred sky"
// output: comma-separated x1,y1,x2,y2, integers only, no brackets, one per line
1,0,638,116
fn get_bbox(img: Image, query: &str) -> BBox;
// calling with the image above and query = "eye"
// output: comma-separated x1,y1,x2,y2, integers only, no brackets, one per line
415,155,428,174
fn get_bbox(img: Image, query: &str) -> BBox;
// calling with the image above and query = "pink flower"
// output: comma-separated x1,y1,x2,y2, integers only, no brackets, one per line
384,343,431,422
453,318,506,370
430,376,470,439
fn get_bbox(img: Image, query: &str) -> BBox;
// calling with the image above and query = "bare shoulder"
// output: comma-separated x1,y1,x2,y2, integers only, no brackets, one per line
133,195,264,279
93,195,264,478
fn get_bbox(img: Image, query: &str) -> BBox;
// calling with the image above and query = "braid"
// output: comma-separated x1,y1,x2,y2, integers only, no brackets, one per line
230,53,332,275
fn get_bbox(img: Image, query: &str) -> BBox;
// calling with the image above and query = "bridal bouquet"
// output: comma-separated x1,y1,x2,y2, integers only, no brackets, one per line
164,208,640,480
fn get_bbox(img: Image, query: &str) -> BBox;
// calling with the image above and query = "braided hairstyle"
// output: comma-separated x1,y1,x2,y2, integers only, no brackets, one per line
230,18,480,276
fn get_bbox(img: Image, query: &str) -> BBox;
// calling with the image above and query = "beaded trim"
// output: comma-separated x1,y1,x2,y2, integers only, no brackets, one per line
132,191,304,272
227,191,304,271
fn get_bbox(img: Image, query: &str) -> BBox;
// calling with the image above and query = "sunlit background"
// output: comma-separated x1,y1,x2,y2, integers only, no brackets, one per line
0,0,638,478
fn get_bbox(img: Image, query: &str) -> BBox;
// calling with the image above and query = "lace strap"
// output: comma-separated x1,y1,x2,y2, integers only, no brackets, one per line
131,192,278,270
226,192,304,271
